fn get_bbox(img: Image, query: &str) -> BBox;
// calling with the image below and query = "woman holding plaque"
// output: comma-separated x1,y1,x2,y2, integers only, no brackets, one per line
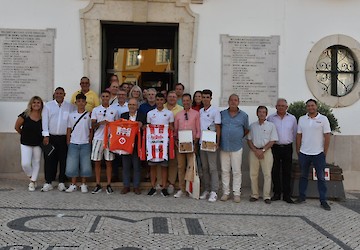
14,96,44,192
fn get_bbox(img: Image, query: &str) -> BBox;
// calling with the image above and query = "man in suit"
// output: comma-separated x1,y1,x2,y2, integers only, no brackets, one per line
120,98,147,194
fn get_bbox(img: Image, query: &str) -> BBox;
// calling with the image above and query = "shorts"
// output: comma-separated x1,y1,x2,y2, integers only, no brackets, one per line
91,139,115,161
66,143,92,177
148,160,168,167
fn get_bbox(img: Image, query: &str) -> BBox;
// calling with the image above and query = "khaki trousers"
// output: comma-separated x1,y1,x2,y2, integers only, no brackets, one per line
177,152,193,192
249,150,273,200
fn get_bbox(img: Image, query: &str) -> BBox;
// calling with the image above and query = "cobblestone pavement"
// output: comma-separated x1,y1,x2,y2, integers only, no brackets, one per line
0,179,359,250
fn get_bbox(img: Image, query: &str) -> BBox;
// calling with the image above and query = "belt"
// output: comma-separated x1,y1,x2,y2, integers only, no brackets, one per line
273,143,292,147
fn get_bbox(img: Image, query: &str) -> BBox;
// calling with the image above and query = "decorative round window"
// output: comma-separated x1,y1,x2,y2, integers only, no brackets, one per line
305,35,360,107
316,46,356,97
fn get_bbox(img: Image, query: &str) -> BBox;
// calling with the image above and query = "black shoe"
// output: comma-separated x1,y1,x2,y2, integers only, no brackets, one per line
249,197,258,202
294,198,306,204
106,185,114,194
147,188,157,196
264,199,271,204
321,201,331,211
92,184,102,194
271,194,281,201
161,188,169,197
283,197,295,204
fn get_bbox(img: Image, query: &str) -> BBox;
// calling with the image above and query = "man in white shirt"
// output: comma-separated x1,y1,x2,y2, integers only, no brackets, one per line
199,89,221,202
295,99,331,211
146,93,174,197
91,90,117,194
267,98,297,203
41,87,75,192
247,106,278,204
111,89,129,117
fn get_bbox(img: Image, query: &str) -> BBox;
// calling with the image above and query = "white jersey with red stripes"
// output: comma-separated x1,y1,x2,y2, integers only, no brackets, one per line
146,124,169,162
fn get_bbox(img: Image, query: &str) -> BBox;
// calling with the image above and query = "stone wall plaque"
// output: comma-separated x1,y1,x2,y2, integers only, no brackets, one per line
0,28,55,101
220,35,279,106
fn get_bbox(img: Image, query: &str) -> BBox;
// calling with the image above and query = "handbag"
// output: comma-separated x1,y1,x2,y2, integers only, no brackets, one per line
185,153,200,199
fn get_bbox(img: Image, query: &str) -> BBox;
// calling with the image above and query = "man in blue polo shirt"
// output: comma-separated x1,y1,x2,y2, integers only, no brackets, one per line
220,94,249,203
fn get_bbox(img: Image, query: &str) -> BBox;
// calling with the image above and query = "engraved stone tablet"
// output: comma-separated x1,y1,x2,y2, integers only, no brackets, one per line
0,28,55,101
220,35,279,106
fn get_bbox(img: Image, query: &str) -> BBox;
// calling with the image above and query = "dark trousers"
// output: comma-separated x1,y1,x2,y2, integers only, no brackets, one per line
271,144,293,199
44,135,67,183
298,152,327,202
122,150,141,188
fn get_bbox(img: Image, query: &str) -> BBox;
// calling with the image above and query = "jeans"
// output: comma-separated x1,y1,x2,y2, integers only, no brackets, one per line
122,150,141,188
65,143,92,177
298,152,327,202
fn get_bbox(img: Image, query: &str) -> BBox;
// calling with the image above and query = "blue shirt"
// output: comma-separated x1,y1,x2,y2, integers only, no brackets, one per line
220,109,249,152
138,102,156,114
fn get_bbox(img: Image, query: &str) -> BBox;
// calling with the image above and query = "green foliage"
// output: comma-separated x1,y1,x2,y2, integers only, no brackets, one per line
287,101,340,133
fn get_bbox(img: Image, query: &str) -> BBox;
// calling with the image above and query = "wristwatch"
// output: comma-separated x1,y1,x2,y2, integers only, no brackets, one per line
262,148,266,152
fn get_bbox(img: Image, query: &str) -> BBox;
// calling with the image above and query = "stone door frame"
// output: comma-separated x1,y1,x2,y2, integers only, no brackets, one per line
80,0,201,93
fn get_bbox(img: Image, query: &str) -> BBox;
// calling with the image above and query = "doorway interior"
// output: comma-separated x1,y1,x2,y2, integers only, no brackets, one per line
101,21,179,91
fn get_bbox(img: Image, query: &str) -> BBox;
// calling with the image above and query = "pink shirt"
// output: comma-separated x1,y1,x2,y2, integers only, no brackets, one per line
174,108,201,140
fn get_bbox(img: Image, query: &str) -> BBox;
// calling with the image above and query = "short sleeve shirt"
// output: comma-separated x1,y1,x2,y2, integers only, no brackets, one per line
91,105,117,140
18,112,43,146
220,109,249,152
67,111,92,144
297,113,331,155
199,106,221,131
248,120,278,148
147,108,174,125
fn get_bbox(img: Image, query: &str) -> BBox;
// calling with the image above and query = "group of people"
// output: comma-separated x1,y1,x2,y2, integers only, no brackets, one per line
15,75,332,211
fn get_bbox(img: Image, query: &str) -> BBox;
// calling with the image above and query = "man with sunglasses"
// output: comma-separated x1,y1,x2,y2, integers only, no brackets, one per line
173,93,200,198
70,76,100,112
91,90,117,194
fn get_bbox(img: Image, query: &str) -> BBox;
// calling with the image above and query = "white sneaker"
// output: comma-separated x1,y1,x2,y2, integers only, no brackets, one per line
65,184,77,193
200,191,209,200
80,184,88,193
41,183,53,192
28,182,35,192
167,184,175,194
58,183,66,192
208,191,217,202
174,190,184,198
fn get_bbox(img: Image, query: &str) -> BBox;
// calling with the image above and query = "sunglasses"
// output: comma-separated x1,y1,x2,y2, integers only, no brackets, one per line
184,112,188,121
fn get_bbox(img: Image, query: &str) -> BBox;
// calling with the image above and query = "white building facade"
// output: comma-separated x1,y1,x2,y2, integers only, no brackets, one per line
0,0,359,190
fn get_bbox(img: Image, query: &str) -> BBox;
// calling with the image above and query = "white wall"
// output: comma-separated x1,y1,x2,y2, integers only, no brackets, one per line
191,0,360,134
0,0,89,132
0,0,359,135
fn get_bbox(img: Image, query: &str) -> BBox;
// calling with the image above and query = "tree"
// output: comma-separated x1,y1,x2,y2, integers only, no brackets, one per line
287,101,340,133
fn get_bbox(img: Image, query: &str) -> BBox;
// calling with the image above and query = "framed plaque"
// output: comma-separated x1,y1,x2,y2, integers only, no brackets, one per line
200,130,217,152
178,130,193,153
